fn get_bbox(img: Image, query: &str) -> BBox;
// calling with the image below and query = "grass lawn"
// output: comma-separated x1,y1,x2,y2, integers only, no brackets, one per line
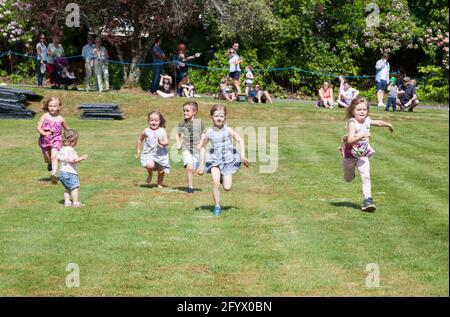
0,87,448,296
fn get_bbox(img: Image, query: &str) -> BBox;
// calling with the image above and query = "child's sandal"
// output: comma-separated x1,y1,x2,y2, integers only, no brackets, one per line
64,202,72,207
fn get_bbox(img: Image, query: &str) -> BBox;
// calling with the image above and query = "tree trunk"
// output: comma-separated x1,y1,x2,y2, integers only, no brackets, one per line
117,36,154,88
124,55,144,87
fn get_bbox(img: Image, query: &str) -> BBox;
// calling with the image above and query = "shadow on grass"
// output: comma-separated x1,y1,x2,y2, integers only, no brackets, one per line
173,187,203,193
195,205,239,214
330,201,361,210
137,184,164,189
38,177,51,182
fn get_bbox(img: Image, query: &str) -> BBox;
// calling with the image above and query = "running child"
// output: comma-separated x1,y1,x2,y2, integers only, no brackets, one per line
37,96,69,184
136,111,170,188
340,97,394,212
197,104,249,216
176,102,204,193
57,129,88,207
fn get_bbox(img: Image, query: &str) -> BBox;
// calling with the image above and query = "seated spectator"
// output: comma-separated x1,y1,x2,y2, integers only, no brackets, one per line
317,81,334,109
249,84,273,104
337,78,359,108
179,76,196,98
217,76,236,102
397,77,419,112
156,74,176,98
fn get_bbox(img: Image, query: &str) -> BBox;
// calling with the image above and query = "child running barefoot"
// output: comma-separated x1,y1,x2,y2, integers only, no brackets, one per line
37,97,69,184
136,111,170,188
57,129,88,207
197,104,249,216
341,97,394,212
176,102,204,193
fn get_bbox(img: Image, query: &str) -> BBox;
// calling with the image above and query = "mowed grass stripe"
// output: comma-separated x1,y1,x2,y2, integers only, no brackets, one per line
0,88,448,295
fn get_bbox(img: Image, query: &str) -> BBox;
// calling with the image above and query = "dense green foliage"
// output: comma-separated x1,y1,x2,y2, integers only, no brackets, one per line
0,0,448,101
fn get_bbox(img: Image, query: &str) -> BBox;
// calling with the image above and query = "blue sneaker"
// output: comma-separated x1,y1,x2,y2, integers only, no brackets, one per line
362,198,376,212
213,206,222,216
187,187,194,194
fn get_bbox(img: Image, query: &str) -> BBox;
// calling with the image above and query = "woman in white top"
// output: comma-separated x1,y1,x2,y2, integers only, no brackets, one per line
228,48,242,95
93,37,110,92
47,35,65,88
36,34,47,87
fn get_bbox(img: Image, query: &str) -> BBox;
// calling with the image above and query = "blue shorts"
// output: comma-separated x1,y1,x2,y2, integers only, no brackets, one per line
59,171,80,190
248,90,257,98
376,80,388,91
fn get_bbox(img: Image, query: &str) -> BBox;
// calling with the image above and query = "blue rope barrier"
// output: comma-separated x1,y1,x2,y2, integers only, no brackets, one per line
0,51,10,59
0,50,402,79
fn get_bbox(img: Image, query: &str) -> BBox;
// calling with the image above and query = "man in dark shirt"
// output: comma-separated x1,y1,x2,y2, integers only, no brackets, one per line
150,37,165,94
398,77,419,112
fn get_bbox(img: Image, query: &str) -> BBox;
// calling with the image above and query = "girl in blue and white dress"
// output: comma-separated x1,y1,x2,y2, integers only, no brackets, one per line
198,104,249,216
136,111,170,188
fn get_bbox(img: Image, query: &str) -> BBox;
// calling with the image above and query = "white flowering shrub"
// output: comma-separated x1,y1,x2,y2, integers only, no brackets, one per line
0,0,33,50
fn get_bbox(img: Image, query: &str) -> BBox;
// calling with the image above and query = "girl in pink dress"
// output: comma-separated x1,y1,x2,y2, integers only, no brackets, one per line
37,97,69,183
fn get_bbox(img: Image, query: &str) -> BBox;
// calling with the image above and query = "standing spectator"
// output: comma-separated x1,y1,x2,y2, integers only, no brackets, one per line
244,65,254,96
385,77,398,112
375,53,390,107
81,34,96,92
397,77,419,112
36,34,47,87
150,37,165,94
47,35,65,89
172,42,200,96
93,37,110,92
228,46,242,95
317,81,335,109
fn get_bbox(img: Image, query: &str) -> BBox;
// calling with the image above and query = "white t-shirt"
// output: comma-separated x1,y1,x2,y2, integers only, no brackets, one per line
340,87,359,104
36,43,47,62
229,55,241,73
245,70,253,84
57,146,78,174
347,117,371,137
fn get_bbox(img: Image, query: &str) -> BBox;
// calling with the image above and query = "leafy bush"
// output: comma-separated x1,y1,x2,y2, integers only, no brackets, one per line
416,65,449,102
15,58,35,77
109,63,124,90
139,66,152,91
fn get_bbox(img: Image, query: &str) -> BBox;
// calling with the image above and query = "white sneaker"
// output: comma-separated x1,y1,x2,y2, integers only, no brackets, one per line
378,103,386,107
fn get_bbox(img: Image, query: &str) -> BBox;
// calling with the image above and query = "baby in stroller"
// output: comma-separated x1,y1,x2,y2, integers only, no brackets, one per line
51,57,79,90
